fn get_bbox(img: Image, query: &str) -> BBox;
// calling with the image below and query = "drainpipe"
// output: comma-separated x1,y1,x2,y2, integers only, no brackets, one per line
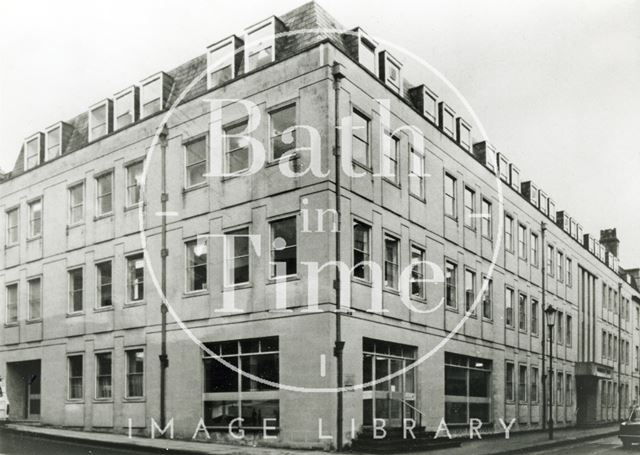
541,222,547,430
618,282,622,421
159,125,169,431
332,61,346,451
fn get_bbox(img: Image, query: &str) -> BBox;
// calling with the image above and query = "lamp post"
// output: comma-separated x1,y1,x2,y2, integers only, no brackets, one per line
545,305,557,440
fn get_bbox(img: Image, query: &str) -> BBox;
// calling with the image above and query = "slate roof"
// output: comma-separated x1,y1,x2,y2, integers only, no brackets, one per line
6,1,348,179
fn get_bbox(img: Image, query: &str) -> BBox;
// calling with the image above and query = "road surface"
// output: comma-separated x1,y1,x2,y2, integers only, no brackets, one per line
529,435,632,454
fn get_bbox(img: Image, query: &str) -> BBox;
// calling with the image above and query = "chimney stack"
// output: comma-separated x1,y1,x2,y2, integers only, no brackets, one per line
600,228,620,258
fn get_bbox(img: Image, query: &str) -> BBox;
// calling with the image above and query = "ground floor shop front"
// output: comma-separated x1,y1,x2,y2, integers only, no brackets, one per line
0,314,624,448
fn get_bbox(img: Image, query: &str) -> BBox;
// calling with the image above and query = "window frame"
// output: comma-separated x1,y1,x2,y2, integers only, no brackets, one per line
444,173,457,220
504,214,514,252
445,260,458,310
27,276,42,321
67,354,84,401
410,245,426,300
224,227,251,287
351,108,370,168
481,276,493,320
353,220,371,282
113,86,139,130
530,232,539,267
95,351,113,400
125,348,145,399
505,361,515,403
67,267,84,314
518,224,527,260
96,260,113,309
463,186,476,229
6,206,19,246
125,159,144,207
185,238,208,293
27,198,43,239
5,282,19,324
381,131,400,185
126,253,145,303
269,216,298,279
383,234,400,290
24,133,43,170
464,268,476,315
88,99,112,142
68,181,85,226
224,118,251,175
481,198,492,239
184,134,208,189
268,102,297,162
206,35,241,89
518,293,528,333
409,146,425,199
244,18,279,72
95,171,114,217
518,364,528,403
45,123,63,161
139,73,167,118
505,286,515,328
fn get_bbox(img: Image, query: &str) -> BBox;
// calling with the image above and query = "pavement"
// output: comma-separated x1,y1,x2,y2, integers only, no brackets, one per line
0,422,620,454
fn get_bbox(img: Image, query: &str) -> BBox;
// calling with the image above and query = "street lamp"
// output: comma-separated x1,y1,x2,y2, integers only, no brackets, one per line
545,305,557,440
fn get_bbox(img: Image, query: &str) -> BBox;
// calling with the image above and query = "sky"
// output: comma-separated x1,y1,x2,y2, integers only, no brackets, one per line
0,0,639,268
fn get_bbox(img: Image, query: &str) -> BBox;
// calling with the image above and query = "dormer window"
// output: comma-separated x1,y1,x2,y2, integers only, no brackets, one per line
539,191,548,215
577,224,583,241
45,122,71,161
24,133,43,170
140,72,172,118
89,100,113,142
557,211,570,233
456,118,471,152
207,36,243,88
352,28,377,73
438,102,455,137
378,51,402,93
587,235,596,253
472,141,496,172
570,219,577,239
245,17,284,72
409,85,437,123
548,199,556,222
114,86,139,130
509,164,520,191
497,153,509,183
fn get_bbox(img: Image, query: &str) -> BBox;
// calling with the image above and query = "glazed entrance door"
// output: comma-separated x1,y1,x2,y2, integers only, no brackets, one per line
363,340,417,428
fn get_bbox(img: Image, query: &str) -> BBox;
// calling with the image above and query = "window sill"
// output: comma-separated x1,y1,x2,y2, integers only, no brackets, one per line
266,152,299,168
351,277,372,288
93,398,114,404
223,282,252,291
4,322,19,328
67,222,85,232
27,235,42,243
65,399,85,404
94,306,114,313
445,305,458,313
124,202,145,213
506,326,515,331
383,287,400,296
409,296,427,305
465,311,478,319
123,397,146,403
444,214,458,223
183,182,208,194
463,224,477,232
124,300,145,308
409,193,426,203
4,243,18,250
66,312,85,318
352,160,373,174
482,317,493,324
183,290,209,298
94,213,114,222
481,235,493,242
382,178,401,189
25,318,42,325
267,275,299,285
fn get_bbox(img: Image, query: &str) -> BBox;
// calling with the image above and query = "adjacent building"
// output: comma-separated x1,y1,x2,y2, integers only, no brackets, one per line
1,1,639,449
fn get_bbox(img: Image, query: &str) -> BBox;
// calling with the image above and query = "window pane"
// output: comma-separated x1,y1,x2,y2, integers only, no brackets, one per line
186,240,208,291
271,217,297,277
127,255,144,301
28,278,41,320
126,350,144,397
97,262,112,308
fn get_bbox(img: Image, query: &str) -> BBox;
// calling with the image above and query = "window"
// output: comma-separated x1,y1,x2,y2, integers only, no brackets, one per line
531,366,539,403
225,120,250,174
444,174,457,218
67,355,83,400
96,172,113,216
186,239,208,292
89,103,109,141
518,293,527,332
353,221,371,281
203,337,279,428
95,352,112,399
411,246,426,299
557,251,564,282
381,52,402,92
445,261,457,309
463,187,475,228
531,233,539,266
25,135,41,169
557,312,564,344
531,299,539,336
127,254,144,302
27,277,41,320
140,76,163,117
482,278,492,319
245,21,276,71
207,37,238,87
464,269,476,313
481,199,492,238
518,224,527,260
28,199,42,238
440,103,455,137
382,132,399,183
506,362,515,402
504,215,513,252
6,208,19,245
225,228,250,285
269,104,296,160
126,161,143,206
114,88,137,129
518,365,527,402
126,349,144,398
352,109,370,166
602,332,607,360
68,268,83,313
566,315,572,347
556,373,563,405
96,261,112,308
270,217,297,278
46,126,62,160
383,236,399,289
505,287,514,328
547,245,554,277
5,284,18,324
566,374,573,406
566,258,573,286
185,136,207,188
444,353,492,424
69,183,84,225
409,147,425,197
